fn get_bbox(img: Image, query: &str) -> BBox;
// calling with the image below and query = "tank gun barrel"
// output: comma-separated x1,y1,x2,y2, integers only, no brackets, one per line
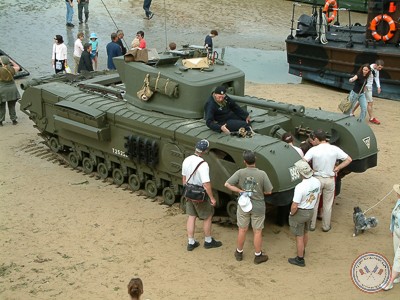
229,94,305,116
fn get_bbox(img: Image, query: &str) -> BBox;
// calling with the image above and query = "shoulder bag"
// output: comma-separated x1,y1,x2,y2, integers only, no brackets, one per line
183,160,207,202
338,79,366,113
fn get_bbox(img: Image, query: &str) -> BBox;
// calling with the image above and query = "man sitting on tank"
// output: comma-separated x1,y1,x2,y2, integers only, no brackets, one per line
204,86,251,134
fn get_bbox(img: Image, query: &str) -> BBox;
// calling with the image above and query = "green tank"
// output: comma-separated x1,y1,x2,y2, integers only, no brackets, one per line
19,54,377,224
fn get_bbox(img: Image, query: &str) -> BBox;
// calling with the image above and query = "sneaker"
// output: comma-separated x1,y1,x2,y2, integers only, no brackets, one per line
349,113,355,117
394,277,400,284
288,256,305,267
187,241,200,251
254,253,268,264
204,238,222,249
322,226,331,232
66,23,75,27
369,117,381,125
234,250,243,261
12,120,18,125
309,227,315,231
382,282,393,291
148,12,154,20
79,20,83,24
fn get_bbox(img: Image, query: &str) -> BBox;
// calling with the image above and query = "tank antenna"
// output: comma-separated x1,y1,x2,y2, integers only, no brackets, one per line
163,0,168,51
100,0,129,50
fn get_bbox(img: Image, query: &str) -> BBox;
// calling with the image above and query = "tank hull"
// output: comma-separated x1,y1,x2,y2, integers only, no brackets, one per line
20,55,378,223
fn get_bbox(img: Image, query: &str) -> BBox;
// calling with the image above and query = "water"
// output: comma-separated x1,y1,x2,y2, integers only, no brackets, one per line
0,0,366,81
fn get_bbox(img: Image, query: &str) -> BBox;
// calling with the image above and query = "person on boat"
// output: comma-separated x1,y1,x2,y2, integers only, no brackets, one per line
348,64,371,122
136,31,147,49
350,59,384,125
0,56,20,126
204,86,251,134
116,30,127,55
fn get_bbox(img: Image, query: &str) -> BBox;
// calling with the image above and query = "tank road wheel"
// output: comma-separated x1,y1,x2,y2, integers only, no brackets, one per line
128,174,141,191
112,168,125,185
97,163,109,179
82,157,94,174
226,200,238,222
179,196,187,213
145,180,158,198
49,137,61,153
162,187,176,206
68,152,80,169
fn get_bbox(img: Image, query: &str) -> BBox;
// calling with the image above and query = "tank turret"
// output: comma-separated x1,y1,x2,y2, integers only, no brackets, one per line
19,55,377,224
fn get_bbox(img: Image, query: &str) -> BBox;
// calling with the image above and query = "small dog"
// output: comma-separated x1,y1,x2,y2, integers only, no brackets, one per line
353,206,378,237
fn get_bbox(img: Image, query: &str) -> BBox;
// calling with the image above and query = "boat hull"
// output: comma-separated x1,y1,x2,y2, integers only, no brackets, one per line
286,38,400,100
290,0,368,13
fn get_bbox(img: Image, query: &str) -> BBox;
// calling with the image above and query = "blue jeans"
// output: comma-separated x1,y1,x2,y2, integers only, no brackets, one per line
349,90,367,122
143,0,152,17
66,1,74,24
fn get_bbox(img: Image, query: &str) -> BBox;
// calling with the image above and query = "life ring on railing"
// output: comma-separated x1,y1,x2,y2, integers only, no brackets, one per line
323,0,338,23
369,14,397,41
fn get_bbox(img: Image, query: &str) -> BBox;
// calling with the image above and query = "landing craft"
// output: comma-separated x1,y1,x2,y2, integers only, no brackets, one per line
286,0,400,100
19,49,377,224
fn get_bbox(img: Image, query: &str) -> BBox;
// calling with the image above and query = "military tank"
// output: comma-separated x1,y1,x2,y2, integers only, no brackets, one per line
19,53,377,223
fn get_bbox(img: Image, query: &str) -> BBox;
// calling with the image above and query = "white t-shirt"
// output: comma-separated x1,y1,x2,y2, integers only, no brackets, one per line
52,43,68,60
292,145,304,158
367,63,381,89
293,176,321,209
182,154,210,186
73,38,84,57
304,143,348,177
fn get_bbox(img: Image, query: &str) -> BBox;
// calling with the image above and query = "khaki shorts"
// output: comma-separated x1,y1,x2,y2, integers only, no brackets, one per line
186,199,214,220
289,209,313,236
365,86,373,103
236,207,265,230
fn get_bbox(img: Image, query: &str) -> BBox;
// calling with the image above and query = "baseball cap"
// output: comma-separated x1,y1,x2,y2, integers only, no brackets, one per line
294,160,313,179
195,139,209,152
238,193,252,212
214,86,226,95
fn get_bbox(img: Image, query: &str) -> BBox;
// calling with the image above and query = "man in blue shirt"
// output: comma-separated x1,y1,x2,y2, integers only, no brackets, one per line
106,33,122,70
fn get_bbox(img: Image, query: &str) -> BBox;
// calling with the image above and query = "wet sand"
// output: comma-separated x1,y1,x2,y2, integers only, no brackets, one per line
1,1,398,299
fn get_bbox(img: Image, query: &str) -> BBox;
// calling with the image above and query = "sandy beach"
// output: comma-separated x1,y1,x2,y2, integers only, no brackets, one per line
1,0,399,299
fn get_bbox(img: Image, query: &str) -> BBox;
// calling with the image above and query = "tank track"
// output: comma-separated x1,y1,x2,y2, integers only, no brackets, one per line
21,136,237,225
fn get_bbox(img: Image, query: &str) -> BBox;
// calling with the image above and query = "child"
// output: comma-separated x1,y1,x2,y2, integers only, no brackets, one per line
89,32,99,70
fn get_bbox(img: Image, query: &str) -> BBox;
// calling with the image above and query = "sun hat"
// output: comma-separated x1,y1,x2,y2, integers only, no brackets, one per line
195,139,209,153
393,184,400,195
238,193,252,212
214,86,226,95
294,160,313,179
89,32,98,39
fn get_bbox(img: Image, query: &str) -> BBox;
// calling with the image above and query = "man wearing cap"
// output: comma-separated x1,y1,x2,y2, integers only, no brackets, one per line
225,150,273,264
182,139,222,251
0,56,21,126
288,160,321,267
204,86,251,134
304,129,352,232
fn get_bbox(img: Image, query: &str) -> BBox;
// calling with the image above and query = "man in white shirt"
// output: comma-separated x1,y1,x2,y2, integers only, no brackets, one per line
304,130,352,232
288,160,321,267
182,139,222,251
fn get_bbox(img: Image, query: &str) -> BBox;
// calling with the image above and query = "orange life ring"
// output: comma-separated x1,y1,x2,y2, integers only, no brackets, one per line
323,0,338,23
369,14,397,41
